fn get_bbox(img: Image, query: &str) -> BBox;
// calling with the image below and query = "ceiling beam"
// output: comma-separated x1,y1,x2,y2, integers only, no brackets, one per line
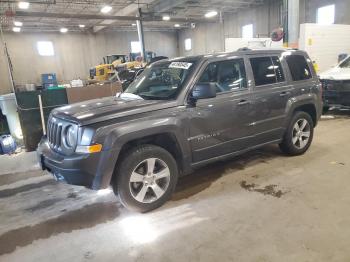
15,11,216,23
93,0,157,33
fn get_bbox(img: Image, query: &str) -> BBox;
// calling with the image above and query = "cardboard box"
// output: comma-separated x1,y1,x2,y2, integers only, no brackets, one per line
66,82,122,104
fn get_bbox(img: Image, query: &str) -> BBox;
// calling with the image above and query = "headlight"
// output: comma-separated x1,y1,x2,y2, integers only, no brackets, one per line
65,125,77,148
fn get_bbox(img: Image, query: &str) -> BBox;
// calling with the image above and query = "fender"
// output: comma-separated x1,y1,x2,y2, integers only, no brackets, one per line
93,114,192,189
284,92,319,128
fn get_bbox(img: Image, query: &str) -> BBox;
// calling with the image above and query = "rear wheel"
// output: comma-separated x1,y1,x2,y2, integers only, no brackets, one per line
113,144,178,212
279,111,314,155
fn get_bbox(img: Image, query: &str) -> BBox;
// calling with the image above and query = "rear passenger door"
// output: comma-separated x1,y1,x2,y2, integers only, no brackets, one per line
248,54,293,145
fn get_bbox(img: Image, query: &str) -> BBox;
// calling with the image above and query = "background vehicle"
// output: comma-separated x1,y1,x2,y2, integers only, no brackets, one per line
37,49,322,212
319,55,350,112
89,54,128,81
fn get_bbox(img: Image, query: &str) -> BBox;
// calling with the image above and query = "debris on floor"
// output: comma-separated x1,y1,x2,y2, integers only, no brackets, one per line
240,180,287,198
330,161,345,166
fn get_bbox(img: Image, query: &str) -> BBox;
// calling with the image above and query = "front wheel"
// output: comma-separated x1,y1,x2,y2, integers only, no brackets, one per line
279,111,314,156
114,144,178,212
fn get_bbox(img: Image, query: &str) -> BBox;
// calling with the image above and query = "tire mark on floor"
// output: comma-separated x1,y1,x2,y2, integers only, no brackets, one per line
0,170,44,186
0,180,57,198
0,201,120,255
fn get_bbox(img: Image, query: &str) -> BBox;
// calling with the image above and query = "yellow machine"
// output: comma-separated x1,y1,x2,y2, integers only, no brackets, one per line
89,54,128,81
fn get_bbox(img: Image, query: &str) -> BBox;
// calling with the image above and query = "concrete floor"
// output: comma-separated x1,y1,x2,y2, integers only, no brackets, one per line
0,112,350,262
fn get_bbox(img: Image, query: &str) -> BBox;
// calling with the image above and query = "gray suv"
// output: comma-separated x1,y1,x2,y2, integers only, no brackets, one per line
37,49,323,212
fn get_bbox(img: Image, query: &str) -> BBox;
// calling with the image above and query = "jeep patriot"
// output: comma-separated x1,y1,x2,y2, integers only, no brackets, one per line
37,49,323,212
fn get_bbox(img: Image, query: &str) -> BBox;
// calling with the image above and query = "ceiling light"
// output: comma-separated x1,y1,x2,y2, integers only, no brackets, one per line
174,24,180,28
13,27,21,32
131,23,136,26
18,1,30,9
101,5,112,13
79,24,85,28
60,27,68,33
162,15,170,21
205,11,218,18
14,21,23,27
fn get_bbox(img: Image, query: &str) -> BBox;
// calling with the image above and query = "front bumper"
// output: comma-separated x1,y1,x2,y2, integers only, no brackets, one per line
37,137,119,190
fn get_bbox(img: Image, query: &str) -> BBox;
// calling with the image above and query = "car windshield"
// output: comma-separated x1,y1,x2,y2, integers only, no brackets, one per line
339,56,350,68
124,61,196,100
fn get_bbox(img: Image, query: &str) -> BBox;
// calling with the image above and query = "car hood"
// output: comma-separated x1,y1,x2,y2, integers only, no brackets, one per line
319,67,350,81
52,94,176,125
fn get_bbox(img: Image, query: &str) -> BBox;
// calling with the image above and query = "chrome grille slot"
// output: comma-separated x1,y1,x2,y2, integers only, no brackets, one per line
47,116,78,155
47,117,65,150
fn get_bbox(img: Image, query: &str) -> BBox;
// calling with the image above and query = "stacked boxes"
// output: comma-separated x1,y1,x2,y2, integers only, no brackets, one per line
41,73,58,89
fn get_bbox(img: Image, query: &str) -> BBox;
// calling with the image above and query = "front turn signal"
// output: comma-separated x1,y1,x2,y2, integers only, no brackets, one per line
76,144,102,154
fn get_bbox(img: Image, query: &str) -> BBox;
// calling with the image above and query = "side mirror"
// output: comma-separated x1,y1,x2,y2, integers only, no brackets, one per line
191,83,216,100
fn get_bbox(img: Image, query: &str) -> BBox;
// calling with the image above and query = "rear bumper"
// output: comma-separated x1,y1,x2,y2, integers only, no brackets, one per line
37,137,119,190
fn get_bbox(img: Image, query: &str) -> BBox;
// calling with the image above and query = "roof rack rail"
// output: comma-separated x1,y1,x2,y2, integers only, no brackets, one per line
237,47,251,51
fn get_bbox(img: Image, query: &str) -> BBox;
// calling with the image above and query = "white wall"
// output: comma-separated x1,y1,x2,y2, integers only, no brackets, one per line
299,23,350,72
0,30,178,94
178,0,281,56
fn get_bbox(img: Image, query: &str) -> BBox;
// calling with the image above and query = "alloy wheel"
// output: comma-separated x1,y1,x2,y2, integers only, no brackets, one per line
129,158,171,203
292,118,311,149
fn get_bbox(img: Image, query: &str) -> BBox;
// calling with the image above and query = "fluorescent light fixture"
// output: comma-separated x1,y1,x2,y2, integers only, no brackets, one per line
205,11,218,18
162,15,170,21
174,24,180,28
79,24,85,28
12,27,21,32
101,5,112,13
131,23,136,26
18,1,29,9
60,27,68,33
14,21,23,27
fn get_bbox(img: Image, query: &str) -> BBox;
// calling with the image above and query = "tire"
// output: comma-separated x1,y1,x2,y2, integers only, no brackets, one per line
113,144,178,213
279,111,314,156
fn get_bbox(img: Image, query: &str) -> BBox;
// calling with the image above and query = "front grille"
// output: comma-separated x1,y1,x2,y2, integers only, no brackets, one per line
47,117,63,149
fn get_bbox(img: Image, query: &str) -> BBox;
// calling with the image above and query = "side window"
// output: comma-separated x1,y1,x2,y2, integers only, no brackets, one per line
198,59,247,93
286,55,312,81
250,57,276,86
271,56,285,82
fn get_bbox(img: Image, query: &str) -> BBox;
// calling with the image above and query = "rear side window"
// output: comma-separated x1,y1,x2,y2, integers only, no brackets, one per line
198,58,247,93
286,55,312,81
250,56,285,86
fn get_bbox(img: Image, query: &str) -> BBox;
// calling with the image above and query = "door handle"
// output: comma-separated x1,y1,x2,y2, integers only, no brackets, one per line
279,91,290,97
237,100,250,106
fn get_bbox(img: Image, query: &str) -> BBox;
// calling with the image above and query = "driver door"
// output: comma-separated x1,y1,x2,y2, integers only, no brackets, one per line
188,58,255,163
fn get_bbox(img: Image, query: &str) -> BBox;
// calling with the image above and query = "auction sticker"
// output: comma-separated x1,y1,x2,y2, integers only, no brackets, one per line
169,62,193,70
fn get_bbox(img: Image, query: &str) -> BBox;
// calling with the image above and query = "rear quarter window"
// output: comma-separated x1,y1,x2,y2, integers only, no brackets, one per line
286,55,312,81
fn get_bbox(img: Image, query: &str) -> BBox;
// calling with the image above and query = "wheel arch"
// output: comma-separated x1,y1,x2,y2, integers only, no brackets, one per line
292,103,317,127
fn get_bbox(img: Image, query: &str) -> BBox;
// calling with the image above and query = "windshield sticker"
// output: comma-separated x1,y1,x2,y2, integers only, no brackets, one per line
169,62,192,70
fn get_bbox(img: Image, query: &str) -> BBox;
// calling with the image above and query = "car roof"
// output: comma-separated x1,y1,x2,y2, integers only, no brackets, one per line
163,48,305,64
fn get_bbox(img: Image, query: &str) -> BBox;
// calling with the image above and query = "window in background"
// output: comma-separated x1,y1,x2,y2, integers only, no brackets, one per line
37,41,54,56
317,4,335,25
131,41,141,53
185,38,192,51
242,24,253,39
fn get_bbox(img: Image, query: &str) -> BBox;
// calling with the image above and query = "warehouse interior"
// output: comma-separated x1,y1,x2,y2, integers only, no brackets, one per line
0,0,350,261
